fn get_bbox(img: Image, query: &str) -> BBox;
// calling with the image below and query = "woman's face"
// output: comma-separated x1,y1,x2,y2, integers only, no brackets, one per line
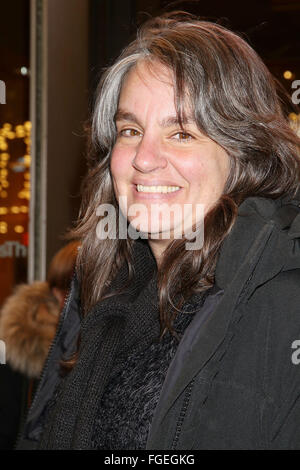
110,61,230,260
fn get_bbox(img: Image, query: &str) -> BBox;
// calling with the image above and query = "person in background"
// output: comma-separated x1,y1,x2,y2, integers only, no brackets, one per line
0,240,80,449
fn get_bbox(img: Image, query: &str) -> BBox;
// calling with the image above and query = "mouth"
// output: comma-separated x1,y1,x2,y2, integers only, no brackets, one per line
135,184,181,194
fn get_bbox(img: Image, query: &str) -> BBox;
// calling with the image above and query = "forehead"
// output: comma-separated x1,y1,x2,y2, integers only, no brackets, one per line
119,61,174,103
117,60,193,123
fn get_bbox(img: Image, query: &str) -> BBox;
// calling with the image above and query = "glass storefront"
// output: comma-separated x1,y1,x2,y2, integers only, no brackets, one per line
0,0,30,305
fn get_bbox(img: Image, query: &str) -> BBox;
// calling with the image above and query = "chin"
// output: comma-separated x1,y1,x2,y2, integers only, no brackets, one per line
127,219,174,240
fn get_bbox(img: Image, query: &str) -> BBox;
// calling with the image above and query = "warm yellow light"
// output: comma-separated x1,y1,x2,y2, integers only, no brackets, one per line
0,162,6,168
284,70,293,80
1,169,8,176
0,153,9,161
24,137,31,145
0,143,8,151
24,121,32,131
289,112,299,121
0,222,8,235
24,181,30,189
0,191,7,198
16,130,25,138
7,132,15,140
0,207,8,215
3,123,12,131
14,225,24,233
24,155,31,166
20,206,28,213
2,182,9,188
11,206,20,214
24,172,30,180
18,191,30,199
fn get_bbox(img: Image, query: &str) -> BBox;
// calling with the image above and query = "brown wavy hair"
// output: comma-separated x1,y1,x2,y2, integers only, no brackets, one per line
67,11,300,335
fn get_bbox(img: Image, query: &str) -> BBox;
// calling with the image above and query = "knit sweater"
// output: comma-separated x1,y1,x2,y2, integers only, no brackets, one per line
91,291,204,450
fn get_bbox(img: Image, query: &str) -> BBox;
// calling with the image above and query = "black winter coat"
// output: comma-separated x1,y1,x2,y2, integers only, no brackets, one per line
18,194,300,449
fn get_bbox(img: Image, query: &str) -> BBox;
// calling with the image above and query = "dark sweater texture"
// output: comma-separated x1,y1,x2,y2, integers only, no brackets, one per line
91,297,203,450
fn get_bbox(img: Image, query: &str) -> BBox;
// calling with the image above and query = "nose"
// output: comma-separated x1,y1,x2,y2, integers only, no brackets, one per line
132,135,168,173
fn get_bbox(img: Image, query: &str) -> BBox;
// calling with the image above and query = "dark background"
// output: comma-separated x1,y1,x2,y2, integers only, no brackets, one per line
1,0,300,119
89,0,300,105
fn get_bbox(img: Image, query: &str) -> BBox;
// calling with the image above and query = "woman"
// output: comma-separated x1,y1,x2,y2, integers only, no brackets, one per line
18,12,300,450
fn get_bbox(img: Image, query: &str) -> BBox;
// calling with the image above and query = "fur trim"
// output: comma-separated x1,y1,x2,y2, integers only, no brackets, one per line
0,282,60,378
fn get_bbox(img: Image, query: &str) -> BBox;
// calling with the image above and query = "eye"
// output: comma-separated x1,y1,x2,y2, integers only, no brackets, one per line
172,131,193,142
119,128,142,137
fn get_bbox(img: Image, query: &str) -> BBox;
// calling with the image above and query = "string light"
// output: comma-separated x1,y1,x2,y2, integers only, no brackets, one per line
284,70,293,80
289,112,298,121
20,67,28,76
289,113,300,138
23,155,31,167
0,122,31,234
0,222,8,234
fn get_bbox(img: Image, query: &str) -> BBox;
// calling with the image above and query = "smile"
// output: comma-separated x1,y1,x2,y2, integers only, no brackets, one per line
136,184,180,193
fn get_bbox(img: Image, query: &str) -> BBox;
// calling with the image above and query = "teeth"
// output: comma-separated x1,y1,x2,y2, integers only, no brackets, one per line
136,185,180,193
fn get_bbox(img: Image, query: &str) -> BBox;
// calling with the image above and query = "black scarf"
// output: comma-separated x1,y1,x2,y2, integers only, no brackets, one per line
39,240,162,449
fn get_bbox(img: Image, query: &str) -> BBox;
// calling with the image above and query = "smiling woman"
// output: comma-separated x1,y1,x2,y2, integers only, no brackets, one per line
17,11,300,450
111,61,229,260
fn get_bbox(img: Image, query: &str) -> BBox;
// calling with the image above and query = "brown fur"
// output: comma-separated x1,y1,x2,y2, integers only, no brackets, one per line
0,282,60,378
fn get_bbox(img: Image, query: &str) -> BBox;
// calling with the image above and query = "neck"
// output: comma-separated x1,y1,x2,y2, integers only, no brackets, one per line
147,238,171,266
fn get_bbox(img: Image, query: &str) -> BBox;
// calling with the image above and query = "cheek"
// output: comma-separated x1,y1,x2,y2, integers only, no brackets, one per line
110,147,130,182
214,151,230,188
177,159,205,183
183,154,228,193
171,151,205,181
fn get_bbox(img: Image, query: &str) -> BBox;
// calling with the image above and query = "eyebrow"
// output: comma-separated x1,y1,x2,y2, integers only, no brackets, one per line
114,109,194,128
